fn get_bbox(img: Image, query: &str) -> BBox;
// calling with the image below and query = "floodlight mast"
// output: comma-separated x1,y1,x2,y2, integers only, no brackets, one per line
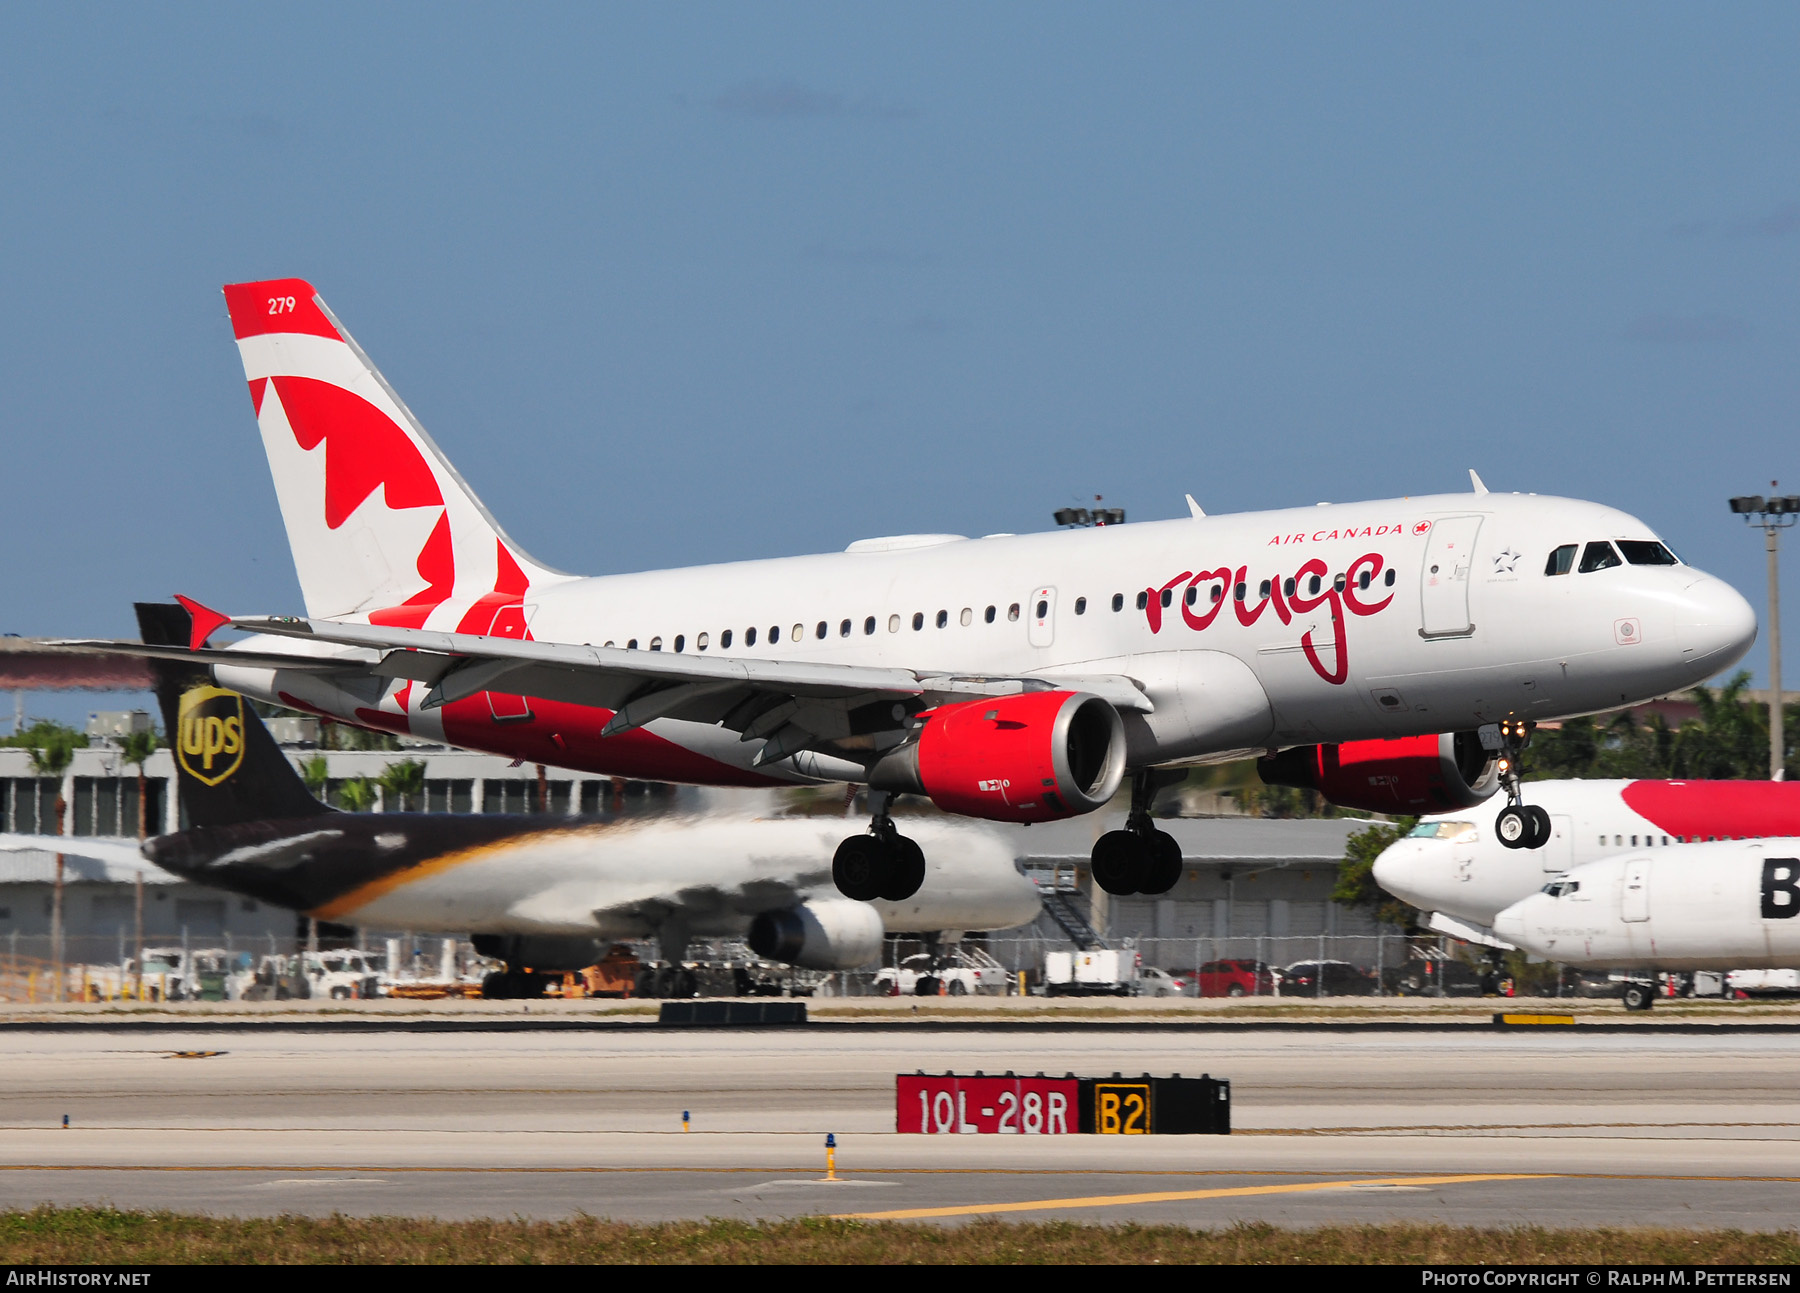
1729,484,1798,780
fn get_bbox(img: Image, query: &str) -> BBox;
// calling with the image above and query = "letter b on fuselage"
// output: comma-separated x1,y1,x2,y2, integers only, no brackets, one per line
1761,858,1800,919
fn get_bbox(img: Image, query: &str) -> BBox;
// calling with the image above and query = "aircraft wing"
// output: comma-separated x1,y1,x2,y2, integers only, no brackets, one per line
0,834,154,870
59,607,1151,768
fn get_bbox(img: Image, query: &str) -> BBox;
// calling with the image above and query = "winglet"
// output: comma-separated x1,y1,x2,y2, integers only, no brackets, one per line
1185,493,1206,519
1469,469,1490,495
172,596,233,651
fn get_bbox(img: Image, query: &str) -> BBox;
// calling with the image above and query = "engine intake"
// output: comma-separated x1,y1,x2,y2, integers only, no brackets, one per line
1258,731,1499,814
870,690,1126,823
747,899,885,970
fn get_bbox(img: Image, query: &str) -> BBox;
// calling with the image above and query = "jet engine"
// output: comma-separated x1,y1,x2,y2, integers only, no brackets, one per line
1257,731,1499,814
747,899,886,970
870,690,1126,823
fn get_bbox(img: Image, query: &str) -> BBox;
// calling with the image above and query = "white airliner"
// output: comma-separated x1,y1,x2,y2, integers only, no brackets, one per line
1493,843,1800,1007
71,279,1755,906
1373,779,1800,946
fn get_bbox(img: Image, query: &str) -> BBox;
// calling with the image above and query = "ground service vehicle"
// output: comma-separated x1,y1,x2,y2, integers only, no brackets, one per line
1044,948,1140,996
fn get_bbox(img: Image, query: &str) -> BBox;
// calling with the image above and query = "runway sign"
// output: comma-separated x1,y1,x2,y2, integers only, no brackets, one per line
897,1072,1078,1134
898,1071,1229,1134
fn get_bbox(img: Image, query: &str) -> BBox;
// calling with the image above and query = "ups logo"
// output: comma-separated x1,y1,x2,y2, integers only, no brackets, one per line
177,686,246,786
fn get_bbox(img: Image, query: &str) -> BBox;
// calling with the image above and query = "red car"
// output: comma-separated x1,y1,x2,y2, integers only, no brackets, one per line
1196,959,1278,997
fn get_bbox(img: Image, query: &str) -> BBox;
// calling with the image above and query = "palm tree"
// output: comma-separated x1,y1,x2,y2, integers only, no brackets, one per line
378,759,427,813
116,728,160,838
28,728,79,1002
337,776,377,813
297,756,330,801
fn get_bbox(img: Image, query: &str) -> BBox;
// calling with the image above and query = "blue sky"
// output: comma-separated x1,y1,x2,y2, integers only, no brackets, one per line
2,4,1797,723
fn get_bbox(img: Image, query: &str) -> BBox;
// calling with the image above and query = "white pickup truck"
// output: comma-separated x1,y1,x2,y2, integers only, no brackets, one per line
876,949,1014,996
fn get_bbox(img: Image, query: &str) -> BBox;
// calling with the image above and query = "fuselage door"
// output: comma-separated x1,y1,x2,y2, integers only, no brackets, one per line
1621,857,1651,923
1543,814,1575,872
1419,515,1483,638
1028,587,1056,648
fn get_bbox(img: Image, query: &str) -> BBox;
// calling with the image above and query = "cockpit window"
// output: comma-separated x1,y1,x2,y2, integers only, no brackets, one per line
1616,540,1680,567
1578,541,1622,574
1542,879,1581,898
1544,544,1577,576
1408,820,1477,842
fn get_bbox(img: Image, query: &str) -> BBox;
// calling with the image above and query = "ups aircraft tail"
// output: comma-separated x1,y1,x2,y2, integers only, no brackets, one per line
219,279,570,628
136,603,331,830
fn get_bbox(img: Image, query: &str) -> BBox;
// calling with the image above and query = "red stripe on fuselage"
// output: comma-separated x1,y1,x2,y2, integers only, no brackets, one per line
1620,780,1800,839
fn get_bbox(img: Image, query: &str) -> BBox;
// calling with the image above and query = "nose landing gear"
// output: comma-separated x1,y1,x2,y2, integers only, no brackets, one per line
1091,770,1185,896
833,791,926,902
1491,720,1550,850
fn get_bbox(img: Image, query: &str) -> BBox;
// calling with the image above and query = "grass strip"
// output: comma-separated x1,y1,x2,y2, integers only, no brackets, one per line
0,1209,1795,1264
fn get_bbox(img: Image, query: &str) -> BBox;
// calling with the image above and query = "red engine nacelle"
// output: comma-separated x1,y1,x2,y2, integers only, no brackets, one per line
1257,732,1499,814
871,690,1127,823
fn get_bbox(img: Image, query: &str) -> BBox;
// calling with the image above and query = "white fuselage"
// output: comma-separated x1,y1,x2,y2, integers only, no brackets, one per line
216,492,1755,785
1493,843,1800,971
1374,779,1800,930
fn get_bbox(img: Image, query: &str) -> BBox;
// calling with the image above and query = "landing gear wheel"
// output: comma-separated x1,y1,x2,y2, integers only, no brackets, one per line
1139,829,1183,895
1621,981,1656,1011
1495,804,1534,849
833,834,890,901
880,835,926,901
1525,805,1552,848
1091,830,1146,895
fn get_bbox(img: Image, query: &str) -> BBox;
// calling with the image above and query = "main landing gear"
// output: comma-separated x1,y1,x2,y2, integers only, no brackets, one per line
833,791,927,902
1090,770,1185,897
1490,719,1551,850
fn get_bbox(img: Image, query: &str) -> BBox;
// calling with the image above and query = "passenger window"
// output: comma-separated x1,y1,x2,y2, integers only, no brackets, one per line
793,623,805,641
1283,577,1295,598
1111,593,1124,612
1234,582,1246,601
864,616,876,635
889,614,901,633
1034,600,1047,619
674,635,685,652
1578,541,1622,573
1332,574,1345,593
1358,570,1371,590
1185,586,1197,606
1074,597,1086,615
769,626,779,643
1545,544,1577,576
1008,603,1020,621
985,605,996,623
1308,575,1321,595
745,627,756,647
1260,579,1273,598
721,629,732,649
839,619,851,638
627,638,638,650
603,640,615,648
1617,540,1679,566
697,632,709,651
936,610,948,628
1160,588,1172,608
650,637,662,651
960,608,972,626
1384,569,1396,586
1136,591,1148,610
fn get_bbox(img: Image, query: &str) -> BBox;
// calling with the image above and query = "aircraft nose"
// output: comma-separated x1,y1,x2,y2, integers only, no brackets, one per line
1490,900,1529,947
1371,841,1431,908
1675,575,1757,673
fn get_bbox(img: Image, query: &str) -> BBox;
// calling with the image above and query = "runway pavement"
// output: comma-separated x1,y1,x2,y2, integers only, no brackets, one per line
0,1024,1795,1226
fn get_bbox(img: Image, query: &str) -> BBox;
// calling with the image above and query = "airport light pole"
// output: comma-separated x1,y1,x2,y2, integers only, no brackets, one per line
1729,487,1799,780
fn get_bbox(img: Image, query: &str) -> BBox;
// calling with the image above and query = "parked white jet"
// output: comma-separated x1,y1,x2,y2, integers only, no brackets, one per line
1493,842,1800,1008
68,279,1755,905
1374,779,1800,945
